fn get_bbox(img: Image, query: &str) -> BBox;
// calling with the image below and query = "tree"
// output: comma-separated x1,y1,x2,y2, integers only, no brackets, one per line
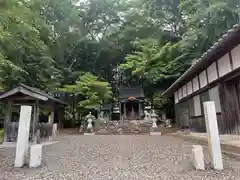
0,0,59,90
61,72,112,111
1,0,240,123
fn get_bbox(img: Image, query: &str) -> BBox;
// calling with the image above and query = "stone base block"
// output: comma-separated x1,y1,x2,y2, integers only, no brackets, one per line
150,132,162,136
84,133,95,135
192,145,205,170
29,144,42,168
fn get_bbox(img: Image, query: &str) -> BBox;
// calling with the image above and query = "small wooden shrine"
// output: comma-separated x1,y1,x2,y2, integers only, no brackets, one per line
119,87,145,120
0,83,66,142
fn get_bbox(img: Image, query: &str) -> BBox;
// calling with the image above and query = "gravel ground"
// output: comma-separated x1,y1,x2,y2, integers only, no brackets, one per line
1,135,240,180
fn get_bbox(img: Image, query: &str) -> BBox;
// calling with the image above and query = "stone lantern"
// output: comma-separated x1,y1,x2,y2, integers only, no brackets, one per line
84,112,95,135
151,110,158,129
150,109,161,135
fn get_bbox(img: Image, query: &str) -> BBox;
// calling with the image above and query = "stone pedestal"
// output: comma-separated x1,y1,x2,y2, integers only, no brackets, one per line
29,144,42,168
192,145,205,170
14,106,32,168
203,101,223,170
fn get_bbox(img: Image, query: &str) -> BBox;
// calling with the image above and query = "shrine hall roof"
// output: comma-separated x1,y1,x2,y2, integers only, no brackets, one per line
119,87,145,100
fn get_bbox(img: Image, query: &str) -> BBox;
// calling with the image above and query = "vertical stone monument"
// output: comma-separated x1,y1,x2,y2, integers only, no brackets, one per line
203,101,223,170
14,106,32,168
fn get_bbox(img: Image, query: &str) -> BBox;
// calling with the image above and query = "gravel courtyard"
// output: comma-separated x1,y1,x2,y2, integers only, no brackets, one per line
1,135,240,180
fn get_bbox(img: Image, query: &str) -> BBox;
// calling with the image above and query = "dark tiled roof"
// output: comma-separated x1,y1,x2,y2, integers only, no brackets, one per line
20,84,66,104
163,23,240,95
0,83,66,104
119,87,144,99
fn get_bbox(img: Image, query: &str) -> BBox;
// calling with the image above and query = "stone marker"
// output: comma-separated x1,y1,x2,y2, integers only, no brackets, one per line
150,132,162,136
15,106,32,168
203,101,223,170
29,144,42,168
192,145,205,170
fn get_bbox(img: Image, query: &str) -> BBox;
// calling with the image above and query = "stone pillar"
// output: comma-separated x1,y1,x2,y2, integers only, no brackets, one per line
203,101,223,170
14,106,32,168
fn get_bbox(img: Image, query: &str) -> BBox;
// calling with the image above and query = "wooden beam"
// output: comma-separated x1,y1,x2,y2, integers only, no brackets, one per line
229,52,234,70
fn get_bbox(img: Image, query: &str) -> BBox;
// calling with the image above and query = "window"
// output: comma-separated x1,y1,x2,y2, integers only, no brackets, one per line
209,86,221,113
193,95,201,116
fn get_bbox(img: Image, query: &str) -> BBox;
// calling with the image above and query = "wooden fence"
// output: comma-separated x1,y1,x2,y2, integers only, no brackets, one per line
5,122,53,142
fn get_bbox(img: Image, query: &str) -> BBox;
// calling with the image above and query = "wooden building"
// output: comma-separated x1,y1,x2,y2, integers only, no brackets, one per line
0,83,66,142
119,87,145,120
163,24,240,135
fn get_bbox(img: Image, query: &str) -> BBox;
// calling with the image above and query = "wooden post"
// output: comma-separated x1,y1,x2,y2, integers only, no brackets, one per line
123,102,126,120
48,108,55,124
119,102,122,121
32,100,39,143
138,102,140,120
4,100,12,142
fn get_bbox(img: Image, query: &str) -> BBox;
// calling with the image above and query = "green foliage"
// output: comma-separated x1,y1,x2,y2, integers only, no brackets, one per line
0,0,59,89
152,93,169,110
1,0,240,122
61,73,112,110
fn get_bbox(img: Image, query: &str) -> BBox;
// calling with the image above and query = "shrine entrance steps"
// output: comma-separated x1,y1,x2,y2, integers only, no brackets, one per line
95,120,173,135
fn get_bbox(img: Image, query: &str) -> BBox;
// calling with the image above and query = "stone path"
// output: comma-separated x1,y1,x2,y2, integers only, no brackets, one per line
1,135,240,180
